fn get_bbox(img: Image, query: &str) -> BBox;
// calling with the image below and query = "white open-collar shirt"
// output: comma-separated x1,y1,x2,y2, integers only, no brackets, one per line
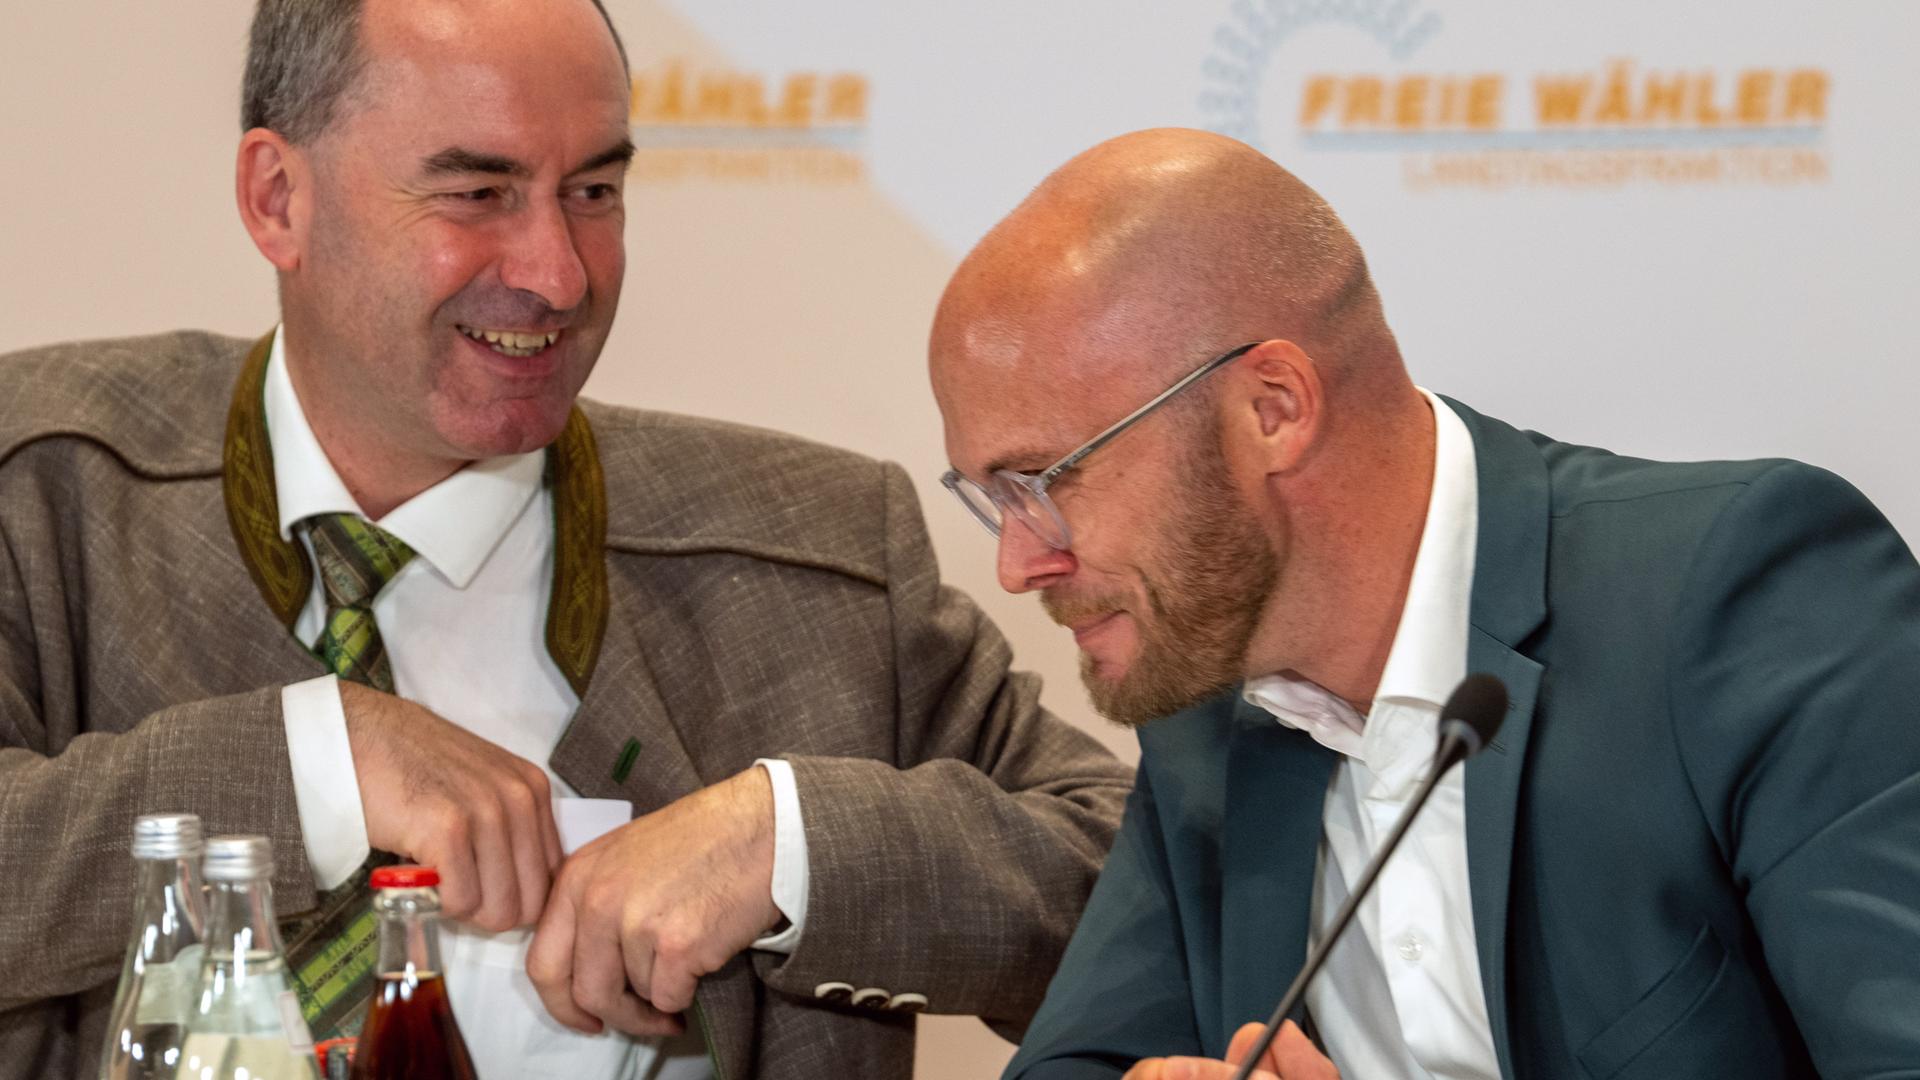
1242,389,1499,1080
266,328,805,1078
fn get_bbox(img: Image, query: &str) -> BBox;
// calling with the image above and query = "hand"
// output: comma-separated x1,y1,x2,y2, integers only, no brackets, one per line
526,766,782,1037
340,681,563,932
1123,1022,1339,1080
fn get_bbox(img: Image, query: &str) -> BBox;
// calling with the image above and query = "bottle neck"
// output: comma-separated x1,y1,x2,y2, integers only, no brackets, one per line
204,877,286,965
128,856,206,960
374,887,446,981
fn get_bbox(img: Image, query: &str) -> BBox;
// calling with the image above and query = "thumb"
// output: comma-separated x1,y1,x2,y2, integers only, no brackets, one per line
1226,1021,1281,1074
1273,1020,1340,1080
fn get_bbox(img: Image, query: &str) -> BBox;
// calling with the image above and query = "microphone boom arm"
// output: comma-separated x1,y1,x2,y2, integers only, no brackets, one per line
1224,749,1460,1080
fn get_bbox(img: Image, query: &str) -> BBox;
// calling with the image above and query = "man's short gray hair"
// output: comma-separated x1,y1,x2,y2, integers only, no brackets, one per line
241,0,630,144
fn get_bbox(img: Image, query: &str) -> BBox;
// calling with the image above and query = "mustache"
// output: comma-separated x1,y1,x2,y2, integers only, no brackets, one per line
1041,589,1129,628
445,290,579,332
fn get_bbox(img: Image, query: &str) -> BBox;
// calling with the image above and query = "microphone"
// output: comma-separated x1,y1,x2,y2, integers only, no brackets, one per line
1226,673,1509,1080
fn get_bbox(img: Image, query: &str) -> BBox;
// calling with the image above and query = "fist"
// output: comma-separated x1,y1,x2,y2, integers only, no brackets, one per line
527,766,783,1036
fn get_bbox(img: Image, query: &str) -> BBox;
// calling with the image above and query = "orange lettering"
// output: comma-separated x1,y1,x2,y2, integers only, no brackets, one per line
1594,62,1632,124
823,75,868,123
740,76,770,125
1692,73,1722,126
695,76,737,123
1737,71,1774,125
1783,69,1828,123
1395,76,1430,129
1640,74,1685,124
1535,76,1592,125
1300,76,1338,127
1466,75,1502,129
779,74,817,126
1343,77,1384,126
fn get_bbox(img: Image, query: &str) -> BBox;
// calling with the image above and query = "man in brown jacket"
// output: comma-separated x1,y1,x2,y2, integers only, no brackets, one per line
0,0,1129,1077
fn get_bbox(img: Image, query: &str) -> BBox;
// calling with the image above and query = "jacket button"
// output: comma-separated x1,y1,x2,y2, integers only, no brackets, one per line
813,982,854,1004
851,987,891,1009
887,992,928,1013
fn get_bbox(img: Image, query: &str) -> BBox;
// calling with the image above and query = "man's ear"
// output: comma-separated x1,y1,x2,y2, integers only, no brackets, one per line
1224,338,1324,477
235,128,308,272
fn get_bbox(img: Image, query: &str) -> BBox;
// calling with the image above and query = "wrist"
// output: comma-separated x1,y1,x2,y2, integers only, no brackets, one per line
739,765,780,929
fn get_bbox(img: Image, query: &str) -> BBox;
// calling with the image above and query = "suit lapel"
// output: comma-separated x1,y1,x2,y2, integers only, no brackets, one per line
547,587,703,810
1442,397,1551,1080
1463,631,1542,1080
1219,698,1340,1043
546,573,760,1074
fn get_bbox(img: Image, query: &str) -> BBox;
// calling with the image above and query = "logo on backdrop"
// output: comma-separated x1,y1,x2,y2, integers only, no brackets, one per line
627,61,869,185
1199,1,1831,190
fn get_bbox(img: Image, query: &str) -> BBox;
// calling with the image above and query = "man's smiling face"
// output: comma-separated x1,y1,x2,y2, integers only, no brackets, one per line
287,0,634,463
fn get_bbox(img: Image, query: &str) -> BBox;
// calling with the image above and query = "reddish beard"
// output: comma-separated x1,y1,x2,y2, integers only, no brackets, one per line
1047,430,1279,727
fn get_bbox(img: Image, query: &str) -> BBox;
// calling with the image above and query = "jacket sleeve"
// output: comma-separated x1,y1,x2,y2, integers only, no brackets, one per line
0,516,317,1010
752,462,1133,1037
1670,461,1920,1077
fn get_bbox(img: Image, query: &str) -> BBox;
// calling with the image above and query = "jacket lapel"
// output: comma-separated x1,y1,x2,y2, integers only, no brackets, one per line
1443,397,1550,1080
546,575,760,1075
1219,697,1341,1046
547,588,703,811
1463,631,1542,1080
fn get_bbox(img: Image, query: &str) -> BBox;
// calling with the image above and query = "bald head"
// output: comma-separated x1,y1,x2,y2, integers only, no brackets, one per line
933,129,1401,407
930,130,1442,719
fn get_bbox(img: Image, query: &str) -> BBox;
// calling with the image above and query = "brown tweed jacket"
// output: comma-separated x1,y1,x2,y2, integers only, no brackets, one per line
0,331,1132,1080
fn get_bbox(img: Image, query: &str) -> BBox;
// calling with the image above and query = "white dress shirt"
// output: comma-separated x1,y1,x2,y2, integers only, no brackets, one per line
1241,389,1499,1080
265,328,806,1078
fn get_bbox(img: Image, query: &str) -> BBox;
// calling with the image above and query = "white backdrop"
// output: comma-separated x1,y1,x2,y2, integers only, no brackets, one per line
2,2,1915,1076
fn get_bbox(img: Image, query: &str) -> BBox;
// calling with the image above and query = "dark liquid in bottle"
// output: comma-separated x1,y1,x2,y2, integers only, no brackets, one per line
347,973,477,1080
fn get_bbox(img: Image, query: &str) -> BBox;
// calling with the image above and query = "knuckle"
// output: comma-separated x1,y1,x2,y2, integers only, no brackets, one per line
471,794,505,829
503,778,536,816
576,982,615,1015
431,805,469,843
583,883,624,925
524,766,553,801
653,976,692,1012
526,954,559,985
653,923,702,969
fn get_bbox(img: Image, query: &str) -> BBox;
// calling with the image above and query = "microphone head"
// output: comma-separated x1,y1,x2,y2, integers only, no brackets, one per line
1437,673,1509,758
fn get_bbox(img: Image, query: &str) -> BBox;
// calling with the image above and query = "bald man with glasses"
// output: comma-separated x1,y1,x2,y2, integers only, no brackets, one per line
931,128,1920,1080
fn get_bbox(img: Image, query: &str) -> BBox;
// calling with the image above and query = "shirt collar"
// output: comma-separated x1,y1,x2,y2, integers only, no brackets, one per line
263,326,546,589
1244,388,1479,736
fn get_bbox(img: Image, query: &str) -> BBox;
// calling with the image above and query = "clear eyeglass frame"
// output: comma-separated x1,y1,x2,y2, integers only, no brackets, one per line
941,341,1261,550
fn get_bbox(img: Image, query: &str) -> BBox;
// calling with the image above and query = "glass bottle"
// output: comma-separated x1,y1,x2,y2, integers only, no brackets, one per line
347,866,476,1080
176,835,321,1080
99,813,208,1080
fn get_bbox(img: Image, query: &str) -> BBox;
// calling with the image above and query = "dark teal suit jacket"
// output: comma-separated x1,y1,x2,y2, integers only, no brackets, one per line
1006,399,1920,1079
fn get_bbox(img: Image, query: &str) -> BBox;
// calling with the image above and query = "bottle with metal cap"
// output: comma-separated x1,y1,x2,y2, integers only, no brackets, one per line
177,836,321,1080
98,813,208,1080
347,866,476,1080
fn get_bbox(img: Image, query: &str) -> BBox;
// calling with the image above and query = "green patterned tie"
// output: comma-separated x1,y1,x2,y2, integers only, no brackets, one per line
304,514,415,692
282,514,415,1040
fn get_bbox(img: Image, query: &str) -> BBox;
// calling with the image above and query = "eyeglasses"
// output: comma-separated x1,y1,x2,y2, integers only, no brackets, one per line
941,342,1260,550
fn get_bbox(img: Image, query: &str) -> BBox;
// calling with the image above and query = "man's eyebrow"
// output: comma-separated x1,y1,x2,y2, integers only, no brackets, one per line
419,147,530,179
569,138,636,177
981,448,1060,476
415,139,634,181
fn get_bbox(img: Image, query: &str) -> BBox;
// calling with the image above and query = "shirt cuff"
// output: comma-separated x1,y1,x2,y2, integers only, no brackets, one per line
750,758,808,953
281,674,371,890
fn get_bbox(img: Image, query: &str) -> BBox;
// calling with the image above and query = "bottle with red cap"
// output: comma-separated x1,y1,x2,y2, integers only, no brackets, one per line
346,867,476,1080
